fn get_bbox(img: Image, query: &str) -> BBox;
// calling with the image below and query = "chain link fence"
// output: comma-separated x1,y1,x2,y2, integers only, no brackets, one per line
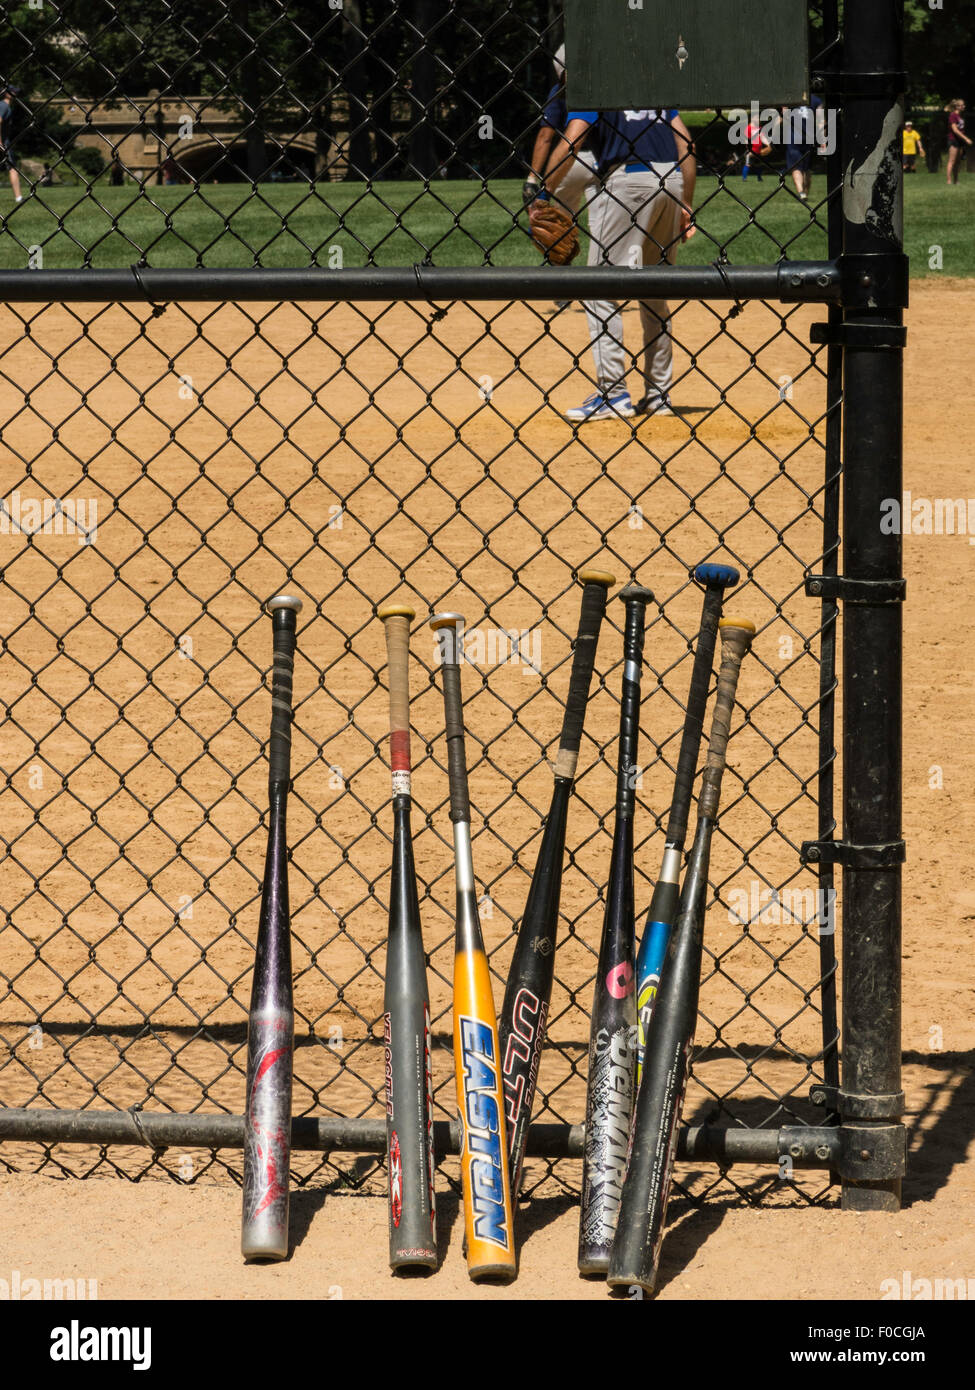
0,1,846,1210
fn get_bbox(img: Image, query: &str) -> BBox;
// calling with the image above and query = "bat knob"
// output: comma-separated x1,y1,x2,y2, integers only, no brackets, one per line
693,562,739,590
428,612,465,631
578,569,615,589
377,602,416,622
719,617,757,634
268,594,303,614
619,583,655,606
429,611,465,665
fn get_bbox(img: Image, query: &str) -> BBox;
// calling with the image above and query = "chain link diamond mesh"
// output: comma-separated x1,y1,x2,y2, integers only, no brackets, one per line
0,1,842,1210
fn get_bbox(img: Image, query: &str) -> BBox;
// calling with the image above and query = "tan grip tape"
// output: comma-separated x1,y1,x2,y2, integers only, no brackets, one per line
699,623,754,820
381,612,412,754
552,749,579,780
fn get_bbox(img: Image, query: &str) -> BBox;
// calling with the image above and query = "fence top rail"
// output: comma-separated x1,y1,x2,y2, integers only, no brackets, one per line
0,262,840,304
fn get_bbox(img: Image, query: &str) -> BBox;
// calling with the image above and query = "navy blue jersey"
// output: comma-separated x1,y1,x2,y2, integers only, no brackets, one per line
541,82,567,131
0,99,11,145
567,108,680,175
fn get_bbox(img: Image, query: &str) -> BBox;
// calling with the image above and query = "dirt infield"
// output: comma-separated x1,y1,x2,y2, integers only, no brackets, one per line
0,280,973,1299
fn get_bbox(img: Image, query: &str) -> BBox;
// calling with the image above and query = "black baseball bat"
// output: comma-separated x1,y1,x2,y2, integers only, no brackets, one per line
241,593,302,1261
498,569,614,1199
608,618,755,1294
578,582,653,1274
378,603,437,1271
634,562,739,1083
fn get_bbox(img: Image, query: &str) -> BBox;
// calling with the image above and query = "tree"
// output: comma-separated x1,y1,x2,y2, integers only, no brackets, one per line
903,0,975,106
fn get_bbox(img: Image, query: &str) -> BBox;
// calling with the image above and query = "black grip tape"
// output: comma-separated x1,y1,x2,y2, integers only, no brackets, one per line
617,592,650,816
441,662,471,825
667,584,723,848
557,581,610,760
268,608,298,785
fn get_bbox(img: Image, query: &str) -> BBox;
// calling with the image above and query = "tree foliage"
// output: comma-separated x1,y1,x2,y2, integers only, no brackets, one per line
2,1,970,180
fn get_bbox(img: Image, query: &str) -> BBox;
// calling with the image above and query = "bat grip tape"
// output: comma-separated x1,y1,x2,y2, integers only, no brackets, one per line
442,663,471,824
383,615,412,776
699,629,750,821
667,586,723,846
268,612,297,785
553,582,609,780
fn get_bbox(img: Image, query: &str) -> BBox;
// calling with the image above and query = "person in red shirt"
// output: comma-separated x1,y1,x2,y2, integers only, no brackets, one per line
946,99,972,185
742,120,771,181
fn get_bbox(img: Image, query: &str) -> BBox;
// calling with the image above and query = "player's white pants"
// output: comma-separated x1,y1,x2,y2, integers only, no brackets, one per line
550,148,599,218
583,164,684,400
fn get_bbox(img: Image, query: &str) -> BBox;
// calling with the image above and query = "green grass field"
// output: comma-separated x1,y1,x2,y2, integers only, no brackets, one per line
0,167,970,275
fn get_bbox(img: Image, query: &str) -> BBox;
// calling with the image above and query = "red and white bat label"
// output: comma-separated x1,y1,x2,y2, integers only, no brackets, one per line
243,1023,292,1222
389,1130,403,1227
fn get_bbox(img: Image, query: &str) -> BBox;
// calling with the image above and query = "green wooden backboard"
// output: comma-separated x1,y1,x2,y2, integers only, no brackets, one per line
563,0,809,109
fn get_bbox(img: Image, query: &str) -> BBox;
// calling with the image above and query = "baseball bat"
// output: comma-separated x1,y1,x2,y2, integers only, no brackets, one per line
608,618,755,1294
378,603,437,1271
578,582,653,1274
241,593,302,1261
430,612,516,1281
634,562,739,1083
498,569,615,1199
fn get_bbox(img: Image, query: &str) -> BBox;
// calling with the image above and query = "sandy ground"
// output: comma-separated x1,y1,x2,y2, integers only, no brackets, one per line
0,280,973,1300
1,1157,973,1301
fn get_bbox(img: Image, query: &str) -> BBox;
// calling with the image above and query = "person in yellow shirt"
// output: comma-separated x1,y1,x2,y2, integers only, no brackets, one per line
902,121,925,172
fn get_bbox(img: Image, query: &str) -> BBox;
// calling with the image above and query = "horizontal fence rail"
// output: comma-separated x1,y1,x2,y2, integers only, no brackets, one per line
0,264,842,303
0,1108,842,1168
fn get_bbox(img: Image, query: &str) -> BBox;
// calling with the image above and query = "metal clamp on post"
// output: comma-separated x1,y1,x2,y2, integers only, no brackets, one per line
777,260,841,303
801,839,906,869
810,321,907,350
810,1085,904,1118
838,252,910,311
805,574,906,605
778,1126,841,1168
808,1086,907,1185
811,69,907,99
838,1125,907,1183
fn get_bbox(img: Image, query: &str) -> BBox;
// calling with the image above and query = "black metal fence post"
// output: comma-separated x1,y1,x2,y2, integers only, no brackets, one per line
833,0,908,1211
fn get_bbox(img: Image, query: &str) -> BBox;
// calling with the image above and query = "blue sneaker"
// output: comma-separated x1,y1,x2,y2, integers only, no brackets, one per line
565,389,635,422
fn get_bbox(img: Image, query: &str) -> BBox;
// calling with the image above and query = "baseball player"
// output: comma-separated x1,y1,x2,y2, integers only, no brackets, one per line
536,107,696,421
0,83,22,204
525,46,599,221
524,46,600,308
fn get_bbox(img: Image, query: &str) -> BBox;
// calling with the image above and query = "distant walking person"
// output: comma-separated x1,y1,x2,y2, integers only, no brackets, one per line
946,99,972,185
783,96,820,200
901,120,925,173
0,83,22,203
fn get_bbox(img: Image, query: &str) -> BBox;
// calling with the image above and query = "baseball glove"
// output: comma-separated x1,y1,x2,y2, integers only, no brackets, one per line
529,201,580,265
